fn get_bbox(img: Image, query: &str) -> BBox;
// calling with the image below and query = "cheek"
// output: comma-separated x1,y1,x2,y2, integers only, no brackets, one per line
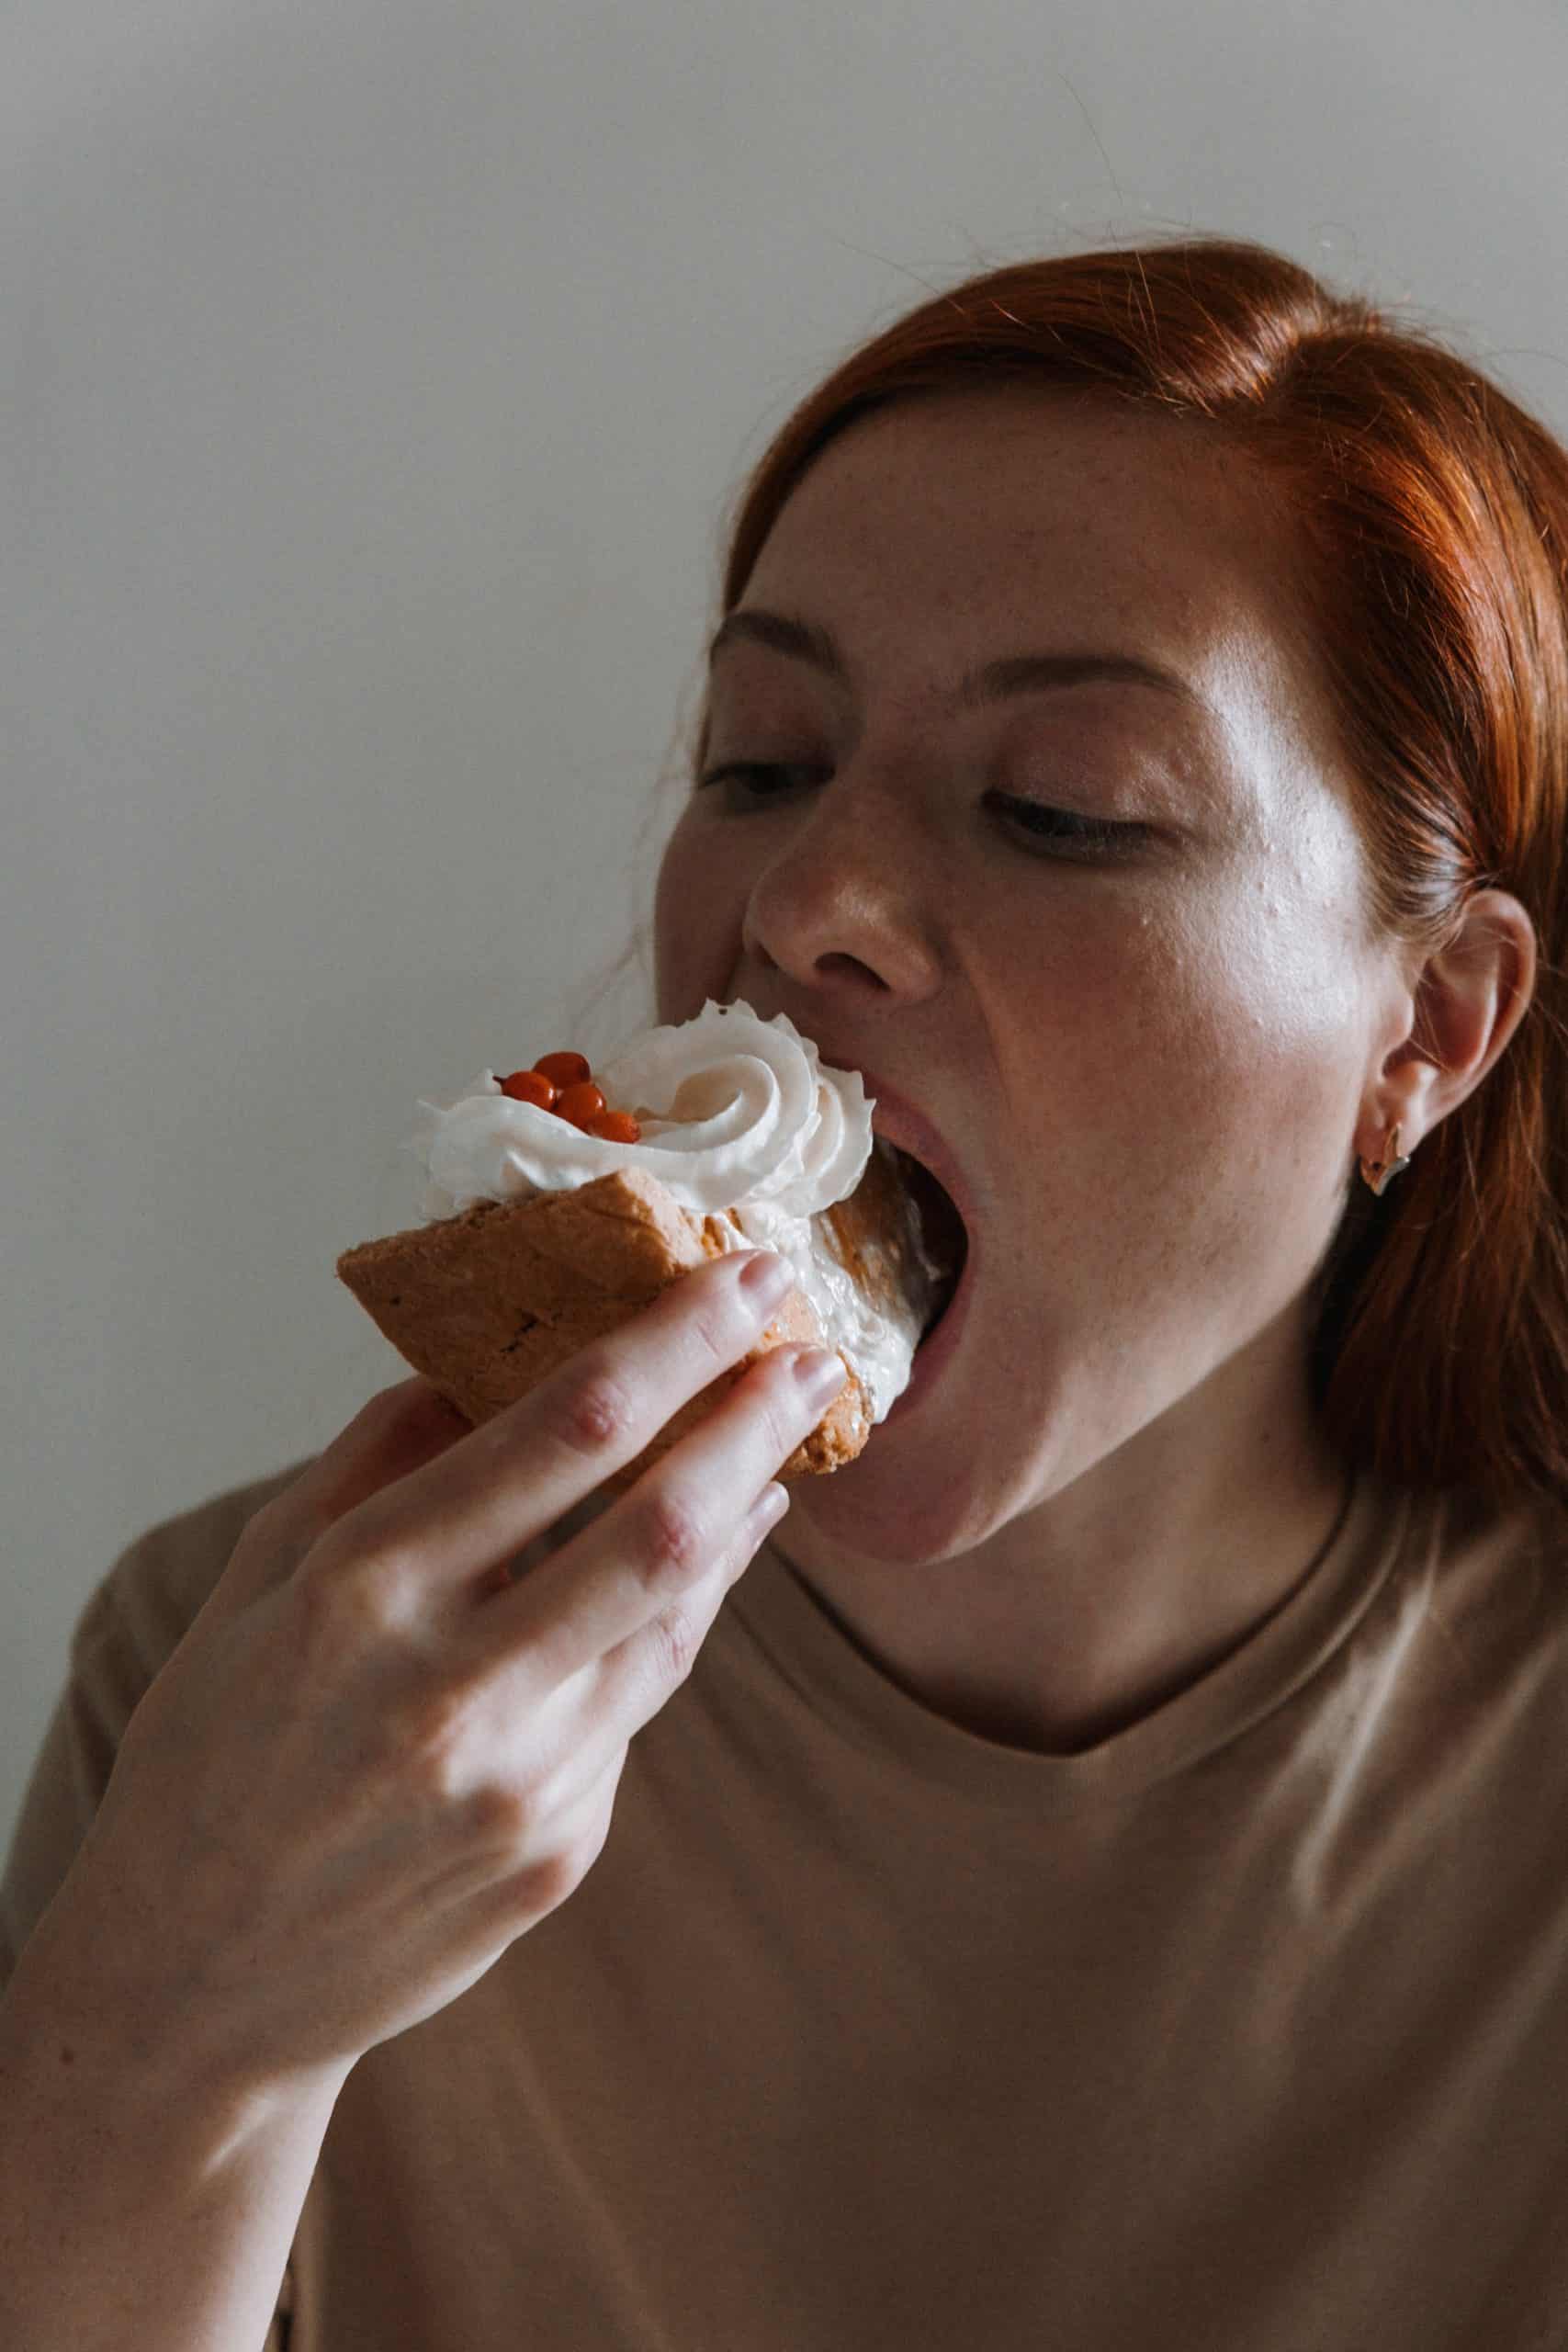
652,814,750,1023
1006,892,1358,1239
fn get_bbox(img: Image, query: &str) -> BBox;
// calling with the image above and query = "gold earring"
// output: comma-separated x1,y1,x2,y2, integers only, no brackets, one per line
1359,1122,1413,1197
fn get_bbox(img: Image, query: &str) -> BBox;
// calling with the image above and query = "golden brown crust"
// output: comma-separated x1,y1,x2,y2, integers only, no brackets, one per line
335,1169,874,1487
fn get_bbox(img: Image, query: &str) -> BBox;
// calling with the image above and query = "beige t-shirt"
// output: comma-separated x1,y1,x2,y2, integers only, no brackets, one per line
5,1458,1568,2348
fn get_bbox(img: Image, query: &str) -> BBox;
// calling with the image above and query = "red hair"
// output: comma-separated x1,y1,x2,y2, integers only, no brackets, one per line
696,237,1568,1510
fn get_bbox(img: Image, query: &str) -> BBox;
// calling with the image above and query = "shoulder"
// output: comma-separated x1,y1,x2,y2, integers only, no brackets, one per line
1423,1476,1568,1612
1405,1475,1568,1720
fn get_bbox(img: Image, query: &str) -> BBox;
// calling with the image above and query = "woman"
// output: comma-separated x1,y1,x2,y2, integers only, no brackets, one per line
3,235,1565,2347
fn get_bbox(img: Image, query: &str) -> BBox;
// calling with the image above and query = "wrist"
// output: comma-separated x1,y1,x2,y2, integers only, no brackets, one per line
2,1879,348,2177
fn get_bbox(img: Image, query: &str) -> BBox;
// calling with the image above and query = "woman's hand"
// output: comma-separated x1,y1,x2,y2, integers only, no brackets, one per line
47,1248,841,2102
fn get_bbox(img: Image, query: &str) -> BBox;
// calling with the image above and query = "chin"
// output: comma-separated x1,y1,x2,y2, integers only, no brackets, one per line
784,1419,1020,1566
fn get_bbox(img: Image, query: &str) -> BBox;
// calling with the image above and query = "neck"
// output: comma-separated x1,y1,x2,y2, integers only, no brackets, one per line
769,1334,1352,1756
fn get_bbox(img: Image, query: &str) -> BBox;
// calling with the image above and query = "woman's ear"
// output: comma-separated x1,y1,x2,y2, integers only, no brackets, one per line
1359,888,1537,1159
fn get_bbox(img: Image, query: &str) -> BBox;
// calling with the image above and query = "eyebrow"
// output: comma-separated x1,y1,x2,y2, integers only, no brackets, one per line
706,607,1206,714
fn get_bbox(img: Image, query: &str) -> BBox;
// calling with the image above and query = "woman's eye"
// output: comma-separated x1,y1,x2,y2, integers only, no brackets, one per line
697,762,823,801
696,765,1148,860
987,793,1152,858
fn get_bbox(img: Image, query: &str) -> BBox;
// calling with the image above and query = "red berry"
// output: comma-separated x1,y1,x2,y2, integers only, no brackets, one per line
555,1080,606,1127
586,1109,641,1144
534,1050,592,1089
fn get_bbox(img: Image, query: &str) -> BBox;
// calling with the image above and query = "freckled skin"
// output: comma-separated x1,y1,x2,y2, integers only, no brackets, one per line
650,389,1534,1747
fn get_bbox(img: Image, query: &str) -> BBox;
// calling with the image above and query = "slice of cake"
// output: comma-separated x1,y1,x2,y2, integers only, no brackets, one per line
336,1002,959,1490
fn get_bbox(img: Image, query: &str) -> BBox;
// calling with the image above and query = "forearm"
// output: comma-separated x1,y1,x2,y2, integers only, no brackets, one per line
0,1913,344,2352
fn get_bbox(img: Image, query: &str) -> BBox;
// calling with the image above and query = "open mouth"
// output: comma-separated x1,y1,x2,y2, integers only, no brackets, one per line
879,1141,970,1342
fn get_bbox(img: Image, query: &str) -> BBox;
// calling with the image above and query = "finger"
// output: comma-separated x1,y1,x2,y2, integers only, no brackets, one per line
585,1479,790,1737
477,1336,837,1690
216,1378,474,1615
314,1247,803,1601
452,1479,783,1883
466,1744,630,1947
292,1378,476,1528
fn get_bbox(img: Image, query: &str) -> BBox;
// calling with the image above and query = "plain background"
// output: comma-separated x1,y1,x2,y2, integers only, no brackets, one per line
6,0,1568,1848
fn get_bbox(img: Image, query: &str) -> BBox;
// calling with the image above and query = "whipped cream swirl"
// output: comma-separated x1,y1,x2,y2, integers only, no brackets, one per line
403,1000,923,1427
409,999,873,1225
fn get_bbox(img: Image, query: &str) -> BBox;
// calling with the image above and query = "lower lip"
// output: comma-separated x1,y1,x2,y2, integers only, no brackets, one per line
885,1250,975,1419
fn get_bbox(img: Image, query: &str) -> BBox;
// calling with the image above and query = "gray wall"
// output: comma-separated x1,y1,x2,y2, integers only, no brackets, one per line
7,0,1567,1843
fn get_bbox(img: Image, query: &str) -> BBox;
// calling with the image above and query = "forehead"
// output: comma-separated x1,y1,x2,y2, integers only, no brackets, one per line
739,387,1343,774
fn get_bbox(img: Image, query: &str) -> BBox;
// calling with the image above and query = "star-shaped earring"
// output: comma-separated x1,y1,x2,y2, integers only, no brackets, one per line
1359,1122,1412,1197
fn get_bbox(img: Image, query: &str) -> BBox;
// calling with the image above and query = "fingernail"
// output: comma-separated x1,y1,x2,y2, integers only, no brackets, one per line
738,1250,795,1316
793,1346,847,1408
739,1479,790,1550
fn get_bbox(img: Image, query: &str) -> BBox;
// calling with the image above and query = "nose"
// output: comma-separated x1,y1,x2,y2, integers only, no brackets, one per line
739,770,945,1004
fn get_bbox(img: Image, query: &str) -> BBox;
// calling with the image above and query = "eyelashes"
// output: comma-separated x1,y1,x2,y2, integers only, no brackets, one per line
694,763,1150,859
987,795,1147,856
697,762,821,795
